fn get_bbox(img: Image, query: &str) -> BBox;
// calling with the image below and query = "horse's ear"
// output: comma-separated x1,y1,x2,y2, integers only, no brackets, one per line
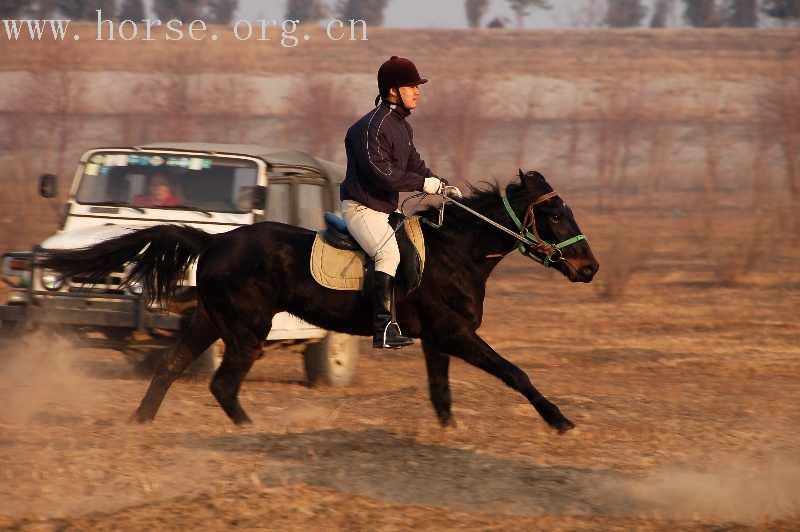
519,169,534,189
519,169,539,189
519,170,547,186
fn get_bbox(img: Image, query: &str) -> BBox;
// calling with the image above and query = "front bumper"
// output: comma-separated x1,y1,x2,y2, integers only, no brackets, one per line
0,290,183,331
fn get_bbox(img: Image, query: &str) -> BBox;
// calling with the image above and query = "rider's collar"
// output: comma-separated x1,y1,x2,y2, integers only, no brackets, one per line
382,99,411,118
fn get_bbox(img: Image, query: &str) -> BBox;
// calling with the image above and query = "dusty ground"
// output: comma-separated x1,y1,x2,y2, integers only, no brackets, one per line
0,192,798,530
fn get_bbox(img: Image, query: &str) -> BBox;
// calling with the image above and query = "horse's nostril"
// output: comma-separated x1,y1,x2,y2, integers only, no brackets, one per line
580,263,598,278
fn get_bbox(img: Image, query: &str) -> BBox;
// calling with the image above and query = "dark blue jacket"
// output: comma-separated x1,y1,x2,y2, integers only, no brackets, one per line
340,101,435,213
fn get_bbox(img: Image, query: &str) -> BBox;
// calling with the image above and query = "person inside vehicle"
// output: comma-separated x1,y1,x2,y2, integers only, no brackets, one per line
132,173,180,207
340,56,461,349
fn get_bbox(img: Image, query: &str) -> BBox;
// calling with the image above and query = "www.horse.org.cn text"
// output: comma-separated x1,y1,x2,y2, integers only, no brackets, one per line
2,10,369,47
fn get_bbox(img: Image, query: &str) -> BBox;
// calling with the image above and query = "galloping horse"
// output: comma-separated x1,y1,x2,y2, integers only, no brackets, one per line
42,170,598,433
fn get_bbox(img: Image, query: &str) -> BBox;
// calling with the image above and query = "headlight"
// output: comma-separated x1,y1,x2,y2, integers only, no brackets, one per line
41,269,64,291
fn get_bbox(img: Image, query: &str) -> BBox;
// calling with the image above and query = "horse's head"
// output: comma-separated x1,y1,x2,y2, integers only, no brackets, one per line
509,170,599,283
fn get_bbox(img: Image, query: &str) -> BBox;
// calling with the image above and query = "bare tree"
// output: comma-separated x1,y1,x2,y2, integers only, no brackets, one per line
206,0,236,24
568,0,606,27
762,0,800,24
118,0,143,20
465,0,490,28
650,0,675,27
506,0,552,28
152,0,203,22
335,0,389,26
486,16,509,27
683,0,721,27
723,0,757,26
283,77,354,161
0,0,31,17
286,0,329,23
27,0,58,17
605,0,647,27
58,0,116,19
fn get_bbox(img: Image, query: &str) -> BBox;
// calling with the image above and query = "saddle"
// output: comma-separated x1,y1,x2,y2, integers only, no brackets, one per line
310,211,425,297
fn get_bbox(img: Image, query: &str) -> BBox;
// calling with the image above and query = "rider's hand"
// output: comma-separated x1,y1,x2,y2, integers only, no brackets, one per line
423,176,445,195
444,185,463,199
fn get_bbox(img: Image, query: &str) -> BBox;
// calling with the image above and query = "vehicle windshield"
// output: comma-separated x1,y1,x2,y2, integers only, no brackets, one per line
75,152,259,213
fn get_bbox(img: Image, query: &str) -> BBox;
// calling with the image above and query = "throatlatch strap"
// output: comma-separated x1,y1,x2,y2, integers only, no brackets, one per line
502,195,537,243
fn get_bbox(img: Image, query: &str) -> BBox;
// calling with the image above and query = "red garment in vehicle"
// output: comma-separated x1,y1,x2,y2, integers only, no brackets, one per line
131,193,180,207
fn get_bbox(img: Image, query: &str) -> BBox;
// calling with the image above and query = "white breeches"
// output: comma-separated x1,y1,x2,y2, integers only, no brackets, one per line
341,200,401,276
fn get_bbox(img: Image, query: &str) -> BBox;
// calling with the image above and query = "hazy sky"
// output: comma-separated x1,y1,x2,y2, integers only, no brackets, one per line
233,0,615,29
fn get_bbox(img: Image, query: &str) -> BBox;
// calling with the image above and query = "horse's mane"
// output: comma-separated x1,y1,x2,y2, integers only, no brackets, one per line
416,179,521,230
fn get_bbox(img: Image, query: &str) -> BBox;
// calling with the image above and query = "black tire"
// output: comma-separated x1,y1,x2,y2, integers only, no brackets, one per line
303,332,359,387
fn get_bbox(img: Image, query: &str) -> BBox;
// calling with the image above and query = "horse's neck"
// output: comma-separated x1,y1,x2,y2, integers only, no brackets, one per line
444,196,521,267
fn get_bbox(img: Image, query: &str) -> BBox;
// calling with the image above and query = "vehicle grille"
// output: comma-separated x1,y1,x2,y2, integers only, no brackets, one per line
67,268,128,294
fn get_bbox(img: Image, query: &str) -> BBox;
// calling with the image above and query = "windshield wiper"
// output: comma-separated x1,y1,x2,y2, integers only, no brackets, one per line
87,202,146,214
167,204,213,217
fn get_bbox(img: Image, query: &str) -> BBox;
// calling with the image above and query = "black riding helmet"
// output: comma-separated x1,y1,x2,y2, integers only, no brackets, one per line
375,56,428,108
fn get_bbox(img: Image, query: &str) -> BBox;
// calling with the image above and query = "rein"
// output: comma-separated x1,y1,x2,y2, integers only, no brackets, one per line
400,187,586,267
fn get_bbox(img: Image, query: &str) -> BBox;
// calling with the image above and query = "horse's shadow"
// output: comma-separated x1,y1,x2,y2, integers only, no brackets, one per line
182,428,636,517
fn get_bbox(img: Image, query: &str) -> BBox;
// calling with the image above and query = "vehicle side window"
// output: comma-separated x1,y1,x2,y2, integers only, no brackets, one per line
267,183,291,224
297,183,324,230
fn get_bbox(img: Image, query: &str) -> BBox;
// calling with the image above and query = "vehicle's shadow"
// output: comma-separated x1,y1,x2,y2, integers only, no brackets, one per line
183,428,636,517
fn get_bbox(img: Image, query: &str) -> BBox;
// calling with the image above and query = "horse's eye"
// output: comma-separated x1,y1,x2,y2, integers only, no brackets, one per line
550,214,561,223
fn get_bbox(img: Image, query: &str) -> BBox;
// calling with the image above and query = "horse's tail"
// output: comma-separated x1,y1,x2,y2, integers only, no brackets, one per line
40,225,216,305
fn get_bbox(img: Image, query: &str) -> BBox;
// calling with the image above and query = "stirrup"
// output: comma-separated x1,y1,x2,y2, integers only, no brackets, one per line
374,321,413,349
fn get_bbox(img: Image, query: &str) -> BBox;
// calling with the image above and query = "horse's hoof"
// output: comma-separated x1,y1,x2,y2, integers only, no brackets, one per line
233,415,253,426
555,417,576,434
533,396,575,434
438,413,457,429
128,410,154,425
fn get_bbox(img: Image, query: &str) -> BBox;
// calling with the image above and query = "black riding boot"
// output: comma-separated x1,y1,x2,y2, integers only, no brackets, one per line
372,271,413,349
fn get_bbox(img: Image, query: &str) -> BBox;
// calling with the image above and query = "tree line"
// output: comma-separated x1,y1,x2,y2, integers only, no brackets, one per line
0,0,396,26
0,1,238,24
287,0,798,28
1,0,797,27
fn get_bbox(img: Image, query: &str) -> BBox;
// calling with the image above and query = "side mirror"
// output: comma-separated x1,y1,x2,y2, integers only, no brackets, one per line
39,174,58,198
236,185,267,211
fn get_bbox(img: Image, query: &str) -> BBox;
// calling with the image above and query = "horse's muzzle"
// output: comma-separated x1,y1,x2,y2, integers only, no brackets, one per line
576,260,599,283
563,258,598,283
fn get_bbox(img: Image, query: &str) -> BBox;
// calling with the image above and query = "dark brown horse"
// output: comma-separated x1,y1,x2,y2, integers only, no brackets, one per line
42,170,598,433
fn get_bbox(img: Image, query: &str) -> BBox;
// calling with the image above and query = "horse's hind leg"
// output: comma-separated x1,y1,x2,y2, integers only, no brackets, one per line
422,339,455,427
206,304,274,425
209,342,264,425
131,303,218,423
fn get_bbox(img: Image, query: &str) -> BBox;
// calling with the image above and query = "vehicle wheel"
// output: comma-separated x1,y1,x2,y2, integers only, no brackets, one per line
184,339,224,378
303,332,359,387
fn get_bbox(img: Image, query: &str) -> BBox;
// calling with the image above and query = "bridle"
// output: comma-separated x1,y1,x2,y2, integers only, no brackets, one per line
501,190,587,266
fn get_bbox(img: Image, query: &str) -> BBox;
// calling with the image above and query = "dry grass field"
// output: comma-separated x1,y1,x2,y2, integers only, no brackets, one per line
0,28,799,529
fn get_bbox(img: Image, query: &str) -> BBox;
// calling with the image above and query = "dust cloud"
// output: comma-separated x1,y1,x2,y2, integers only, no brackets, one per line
0,332,101,424
618,456,800,522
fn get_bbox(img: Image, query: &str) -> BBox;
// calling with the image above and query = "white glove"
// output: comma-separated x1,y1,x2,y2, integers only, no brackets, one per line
444,185,463,199
423,176,445,195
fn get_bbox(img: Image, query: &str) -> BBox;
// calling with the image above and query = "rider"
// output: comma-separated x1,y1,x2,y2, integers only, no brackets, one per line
340,56,461,349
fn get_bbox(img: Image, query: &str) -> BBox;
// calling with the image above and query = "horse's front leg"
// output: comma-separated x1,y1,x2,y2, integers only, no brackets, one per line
435,330,575,434
421,339,455,428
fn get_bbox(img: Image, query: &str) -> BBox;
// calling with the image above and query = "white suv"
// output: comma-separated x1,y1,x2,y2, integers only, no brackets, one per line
0,143,358,386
